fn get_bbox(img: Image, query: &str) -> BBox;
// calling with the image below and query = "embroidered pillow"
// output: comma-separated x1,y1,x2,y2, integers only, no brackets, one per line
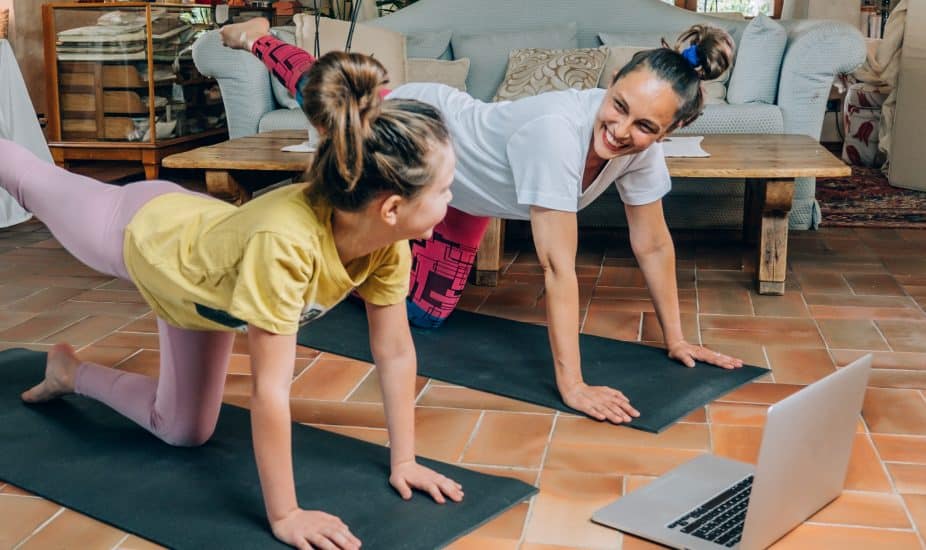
494,47,609,102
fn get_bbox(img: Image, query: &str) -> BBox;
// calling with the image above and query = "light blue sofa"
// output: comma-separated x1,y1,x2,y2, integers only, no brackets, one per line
193,0,865,230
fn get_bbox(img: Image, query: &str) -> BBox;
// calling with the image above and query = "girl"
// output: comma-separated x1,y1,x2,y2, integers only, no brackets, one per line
222,19,745,428
3,51,462,550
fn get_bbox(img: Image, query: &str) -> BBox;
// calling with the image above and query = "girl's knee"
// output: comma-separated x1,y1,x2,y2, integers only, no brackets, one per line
160,424,216,447
152,412,217,447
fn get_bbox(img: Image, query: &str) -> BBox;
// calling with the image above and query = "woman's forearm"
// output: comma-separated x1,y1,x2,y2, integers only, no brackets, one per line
543,267,583,392
251,390,299,522
636,241,684,346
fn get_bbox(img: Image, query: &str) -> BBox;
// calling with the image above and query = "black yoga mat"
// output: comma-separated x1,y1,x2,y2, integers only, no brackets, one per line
0,348,536,550
298,301,769,433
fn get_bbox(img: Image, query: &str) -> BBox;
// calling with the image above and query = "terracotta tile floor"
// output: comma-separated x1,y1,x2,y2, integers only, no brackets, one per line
2,219,926,549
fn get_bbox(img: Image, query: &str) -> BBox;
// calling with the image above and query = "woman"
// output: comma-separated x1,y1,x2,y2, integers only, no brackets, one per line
223,19,745,426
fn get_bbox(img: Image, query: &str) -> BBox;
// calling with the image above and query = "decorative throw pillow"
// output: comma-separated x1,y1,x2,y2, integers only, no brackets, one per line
406,29,453,60
293,14,407,86
725,13,787,105
406,58,470,91
597,45,648,88
494,47,609,102
450,22,578,102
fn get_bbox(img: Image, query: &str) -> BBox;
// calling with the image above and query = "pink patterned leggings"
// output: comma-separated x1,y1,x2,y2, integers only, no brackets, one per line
252,35,492,327
1,138,234,446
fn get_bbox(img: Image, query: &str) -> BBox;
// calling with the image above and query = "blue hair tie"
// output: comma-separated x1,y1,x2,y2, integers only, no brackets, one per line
681,44,700,69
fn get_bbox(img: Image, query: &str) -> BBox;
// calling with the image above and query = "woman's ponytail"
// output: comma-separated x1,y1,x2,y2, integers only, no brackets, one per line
611,24,735,129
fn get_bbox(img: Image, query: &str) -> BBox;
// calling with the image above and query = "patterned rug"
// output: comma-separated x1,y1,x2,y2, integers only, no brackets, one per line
817,166,926,228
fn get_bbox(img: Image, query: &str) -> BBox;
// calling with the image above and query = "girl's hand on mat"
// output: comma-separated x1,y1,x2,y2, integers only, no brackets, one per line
668,341,744,370
271,508,361,550
390,461,464,504
562,383,640,424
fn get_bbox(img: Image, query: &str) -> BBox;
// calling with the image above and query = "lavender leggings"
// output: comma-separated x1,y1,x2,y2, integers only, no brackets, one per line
1,139,234,446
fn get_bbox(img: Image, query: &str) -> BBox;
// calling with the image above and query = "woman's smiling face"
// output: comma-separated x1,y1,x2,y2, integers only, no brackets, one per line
592,66,680,161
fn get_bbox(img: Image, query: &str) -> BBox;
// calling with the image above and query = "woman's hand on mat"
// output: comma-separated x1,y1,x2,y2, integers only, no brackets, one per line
271,508,361,550
390,461,464,504
562,382,640,424
668,341,744,370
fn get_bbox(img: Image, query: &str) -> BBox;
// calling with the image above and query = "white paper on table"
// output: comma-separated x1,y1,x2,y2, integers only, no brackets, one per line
281,141,317,153
660,136,710,158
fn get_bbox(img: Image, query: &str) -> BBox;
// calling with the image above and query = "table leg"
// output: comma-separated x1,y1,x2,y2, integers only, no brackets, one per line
206,171,251,205
474,217,505,287
142,150,159,180
742,182,762,245
753,178,794,295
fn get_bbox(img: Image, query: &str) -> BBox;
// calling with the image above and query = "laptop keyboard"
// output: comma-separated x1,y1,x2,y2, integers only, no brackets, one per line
666,475,754,547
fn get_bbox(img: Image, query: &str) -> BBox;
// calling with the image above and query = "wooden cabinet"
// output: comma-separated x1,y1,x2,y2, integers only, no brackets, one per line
43,2,227,179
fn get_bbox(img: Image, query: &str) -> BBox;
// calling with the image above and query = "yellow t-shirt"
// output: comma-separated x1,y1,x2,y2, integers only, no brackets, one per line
123,184,410,335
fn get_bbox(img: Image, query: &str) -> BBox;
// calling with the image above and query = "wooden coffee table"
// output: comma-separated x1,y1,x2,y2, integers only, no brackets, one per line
475,134,851,296
162,130,312,204
166,132,849,296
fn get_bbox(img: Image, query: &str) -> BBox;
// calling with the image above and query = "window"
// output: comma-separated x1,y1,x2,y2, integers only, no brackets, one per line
667,0,782,18
696,0,772,17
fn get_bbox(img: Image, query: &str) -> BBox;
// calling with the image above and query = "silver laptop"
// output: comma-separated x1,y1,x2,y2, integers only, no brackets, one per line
593,354,872,550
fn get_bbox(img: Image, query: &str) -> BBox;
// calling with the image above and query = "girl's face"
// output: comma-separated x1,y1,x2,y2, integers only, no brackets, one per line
398,142,456,240
592,67,679,161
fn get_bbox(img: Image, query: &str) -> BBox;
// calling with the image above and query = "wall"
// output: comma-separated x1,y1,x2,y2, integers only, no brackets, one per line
889,0,926,190
781,0,861,27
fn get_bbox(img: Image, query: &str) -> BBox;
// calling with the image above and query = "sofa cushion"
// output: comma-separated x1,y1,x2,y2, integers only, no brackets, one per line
494,47,608,102
450,22,578,101
406,29,453,60
406,58,470,91
726,14,786,104
673,103,784,135
259,108,310,133
597,38,730,104
293,14,407,86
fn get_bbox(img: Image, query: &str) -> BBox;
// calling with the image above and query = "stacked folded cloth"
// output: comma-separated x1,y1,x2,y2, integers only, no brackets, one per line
275,2,297,16
0,9,9,40
55,9,192,61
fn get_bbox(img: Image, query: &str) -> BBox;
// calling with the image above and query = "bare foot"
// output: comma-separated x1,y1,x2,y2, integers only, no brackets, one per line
21,343,80,403
220,17,271,51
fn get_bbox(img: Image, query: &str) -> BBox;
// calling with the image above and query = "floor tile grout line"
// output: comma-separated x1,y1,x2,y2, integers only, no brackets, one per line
760,345,774,383
109,534,131,550
414,379,434,406
801,520,917,533
517,411,560,549
862,428,923,545
870,321,896,353
52,315,146,352
336,364,375,402
0,313,91,344
455,410,486,464
12,506,65,550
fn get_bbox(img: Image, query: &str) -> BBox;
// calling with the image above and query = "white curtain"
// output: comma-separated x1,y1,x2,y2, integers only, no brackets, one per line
0,38,45,228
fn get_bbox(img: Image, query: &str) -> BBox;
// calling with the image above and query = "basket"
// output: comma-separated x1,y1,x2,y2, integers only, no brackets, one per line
0,9,9,40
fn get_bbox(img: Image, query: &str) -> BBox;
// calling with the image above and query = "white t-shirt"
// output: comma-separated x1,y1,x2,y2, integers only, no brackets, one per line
388,83,672,221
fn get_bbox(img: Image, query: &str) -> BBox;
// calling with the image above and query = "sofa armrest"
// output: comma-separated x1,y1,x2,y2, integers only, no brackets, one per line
776,20,866,138
193,30,275,138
